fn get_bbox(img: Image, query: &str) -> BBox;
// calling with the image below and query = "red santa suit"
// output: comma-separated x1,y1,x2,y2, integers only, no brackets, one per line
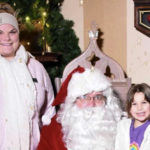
37,115,66,150
37,66,123,150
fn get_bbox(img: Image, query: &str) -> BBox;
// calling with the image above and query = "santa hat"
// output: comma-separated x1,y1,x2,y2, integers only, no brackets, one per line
53,66,112,106
67,67,111,100
52,66,85,106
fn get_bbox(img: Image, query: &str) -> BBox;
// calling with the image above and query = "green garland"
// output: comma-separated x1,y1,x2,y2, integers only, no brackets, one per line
1,0,81,81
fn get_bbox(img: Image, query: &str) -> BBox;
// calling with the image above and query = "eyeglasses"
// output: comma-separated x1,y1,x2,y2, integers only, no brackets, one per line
77,93,106,101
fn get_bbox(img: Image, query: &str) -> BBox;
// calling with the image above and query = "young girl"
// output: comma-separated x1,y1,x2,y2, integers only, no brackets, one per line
115,83,150,150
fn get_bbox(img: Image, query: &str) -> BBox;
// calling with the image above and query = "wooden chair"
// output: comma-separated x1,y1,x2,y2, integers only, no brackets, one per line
55,22,131,110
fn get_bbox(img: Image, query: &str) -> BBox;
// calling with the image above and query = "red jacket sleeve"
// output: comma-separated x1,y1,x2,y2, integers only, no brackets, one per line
37,115,67,150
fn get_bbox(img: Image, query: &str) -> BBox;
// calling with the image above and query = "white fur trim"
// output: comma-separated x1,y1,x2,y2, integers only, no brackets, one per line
67,68,111,100
42,106,56,126
0,13,19,32
0,45,36,149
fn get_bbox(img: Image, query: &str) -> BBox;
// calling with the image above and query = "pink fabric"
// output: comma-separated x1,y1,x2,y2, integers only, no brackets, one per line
0,56,55,150
27,57,55,150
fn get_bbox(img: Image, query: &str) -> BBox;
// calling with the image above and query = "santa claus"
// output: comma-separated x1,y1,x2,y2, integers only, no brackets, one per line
37,66,123,150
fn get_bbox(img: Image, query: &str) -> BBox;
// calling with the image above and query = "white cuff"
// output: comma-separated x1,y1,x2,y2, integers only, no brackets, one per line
42,115,51,126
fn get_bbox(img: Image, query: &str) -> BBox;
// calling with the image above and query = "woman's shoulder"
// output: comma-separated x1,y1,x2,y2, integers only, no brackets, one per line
27,55,50,81
28,55,43,68
27,55,47,74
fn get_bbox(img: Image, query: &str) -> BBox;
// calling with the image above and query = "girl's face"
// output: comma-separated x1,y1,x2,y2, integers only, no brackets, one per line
0,24,19,60
130,92,150,127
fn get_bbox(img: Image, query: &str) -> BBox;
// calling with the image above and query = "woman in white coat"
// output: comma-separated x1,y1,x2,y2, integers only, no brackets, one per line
0,2,55,150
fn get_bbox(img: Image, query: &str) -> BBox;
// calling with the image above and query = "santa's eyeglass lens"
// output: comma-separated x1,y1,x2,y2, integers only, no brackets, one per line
77,94,106,101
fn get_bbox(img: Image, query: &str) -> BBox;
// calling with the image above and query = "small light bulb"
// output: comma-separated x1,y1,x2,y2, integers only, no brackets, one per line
42,12,47,17
27,42,30,46
25,16,30,22
80,0,83,5
46,0,49,4
46,23,50,28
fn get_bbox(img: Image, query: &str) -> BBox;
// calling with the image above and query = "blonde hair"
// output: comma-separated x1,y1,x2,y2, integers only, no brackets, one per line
0,3,19,32
0,2,15,15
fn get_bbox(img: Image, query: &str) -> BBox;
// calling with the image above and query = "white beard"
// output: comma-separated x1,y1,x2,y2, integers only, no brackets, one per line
57,104,118,150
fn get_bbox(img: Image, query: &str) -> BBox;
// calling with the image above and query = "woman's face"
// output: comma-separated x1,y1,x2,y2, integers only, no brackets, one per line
0,24,19,60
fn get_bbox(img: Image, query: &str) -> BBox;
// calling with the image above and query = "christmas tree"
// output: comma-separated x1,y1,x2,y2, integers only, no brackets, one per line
1,0,81,82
